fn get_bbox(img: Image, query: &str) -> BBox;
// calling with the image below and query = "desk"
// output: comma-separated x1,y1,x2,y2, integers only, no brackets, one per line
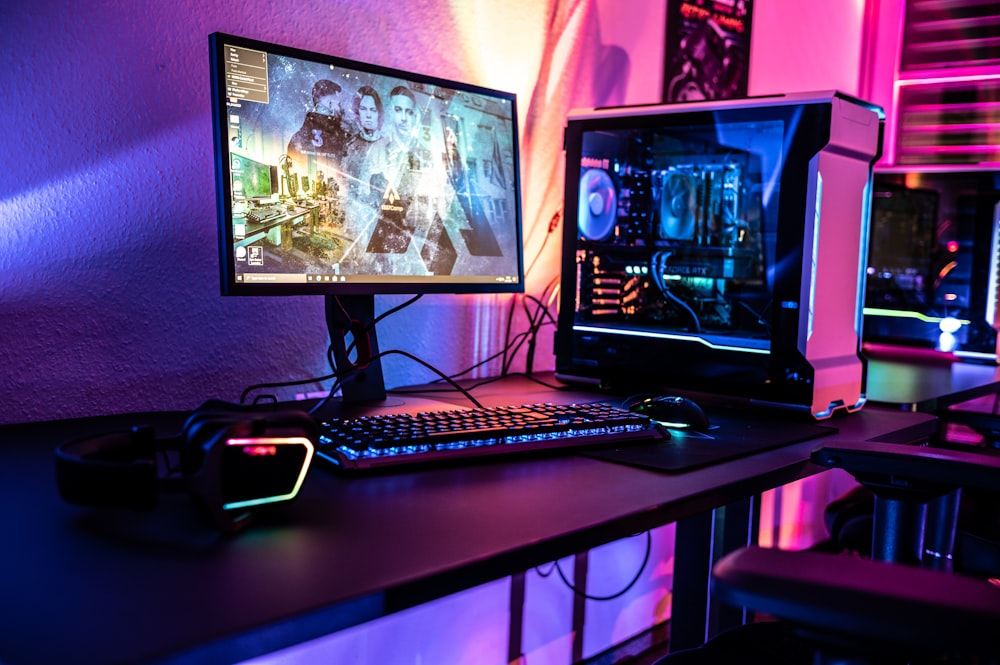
0,377,936,665
236,206,315,248
867,356,1000,444
867,356,1000,412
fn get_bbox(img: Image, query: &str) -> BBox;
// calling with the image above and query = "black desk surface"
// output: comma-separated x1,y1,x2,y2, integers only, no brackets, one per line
0,377,936,665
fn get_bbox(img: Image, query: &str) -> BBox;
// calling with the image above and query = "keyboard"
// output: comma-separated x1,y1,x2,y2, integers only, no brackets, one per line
245,204,286,224
315,401,667,472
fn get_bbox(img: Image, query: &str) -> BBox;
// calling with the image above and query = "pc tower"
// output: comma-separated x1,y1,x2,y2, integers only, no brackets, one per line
555,91,885,418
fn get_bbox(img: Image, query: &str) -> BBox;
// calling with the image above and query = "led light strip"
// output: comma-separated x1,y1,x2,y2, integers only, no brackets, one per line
863,308,970,326
573,324,769,354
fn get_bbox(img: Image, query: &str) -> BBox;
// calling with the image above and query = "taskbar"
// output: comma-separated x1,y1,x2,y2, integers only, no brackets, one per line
236,273,520,285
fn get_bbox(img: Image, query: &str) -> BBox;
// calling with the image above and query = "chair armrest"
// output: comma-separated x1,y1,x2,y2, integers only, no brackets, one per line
712,546,1000,655
811,440,1000,492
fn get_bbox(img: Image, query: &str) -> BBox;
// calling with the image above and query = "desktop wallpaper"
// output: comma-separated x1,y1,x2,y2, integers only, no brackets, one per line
0,0,874,663
223,46,521,283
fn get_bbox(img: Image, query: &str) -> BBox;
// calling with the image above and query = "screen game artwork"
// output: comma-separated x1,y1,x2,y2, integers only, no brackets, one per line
221,43,521,284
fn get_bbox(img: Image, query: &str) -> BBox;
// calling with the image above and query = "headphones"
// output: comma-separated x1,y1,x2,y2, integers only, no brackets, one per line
55,405,317,532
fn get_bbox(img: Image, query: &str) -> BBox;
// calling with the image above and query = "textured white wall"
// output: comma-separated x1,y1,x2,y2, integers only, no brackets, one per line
0,0,869,426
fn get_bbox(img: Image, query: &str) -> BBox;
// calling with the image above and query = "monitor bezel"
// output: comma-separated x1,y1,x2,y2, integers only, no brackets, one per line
209,32,526,297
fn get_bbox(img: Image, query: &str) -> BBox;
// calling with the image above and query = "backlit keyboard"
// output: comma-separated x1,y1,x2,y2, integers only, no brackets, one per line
316,401,667,472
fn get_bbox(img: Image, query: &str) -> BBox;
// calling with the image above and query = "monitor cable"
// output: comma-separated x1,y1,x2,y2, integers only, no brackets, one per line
535,530,652,601
502,275,559,375
313,347,485,412
325,294,424,375
523,208,562,279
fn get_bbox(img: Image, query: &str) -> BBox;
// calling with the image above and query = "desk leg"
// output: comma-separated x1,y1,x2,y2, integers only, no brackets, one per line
572,551,588,663
668,496,758,652
508,571,526,664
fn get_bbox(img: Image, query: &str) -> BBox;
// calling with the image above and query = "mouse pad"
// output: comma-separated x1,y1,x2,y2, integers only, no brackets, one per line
585,409,837,473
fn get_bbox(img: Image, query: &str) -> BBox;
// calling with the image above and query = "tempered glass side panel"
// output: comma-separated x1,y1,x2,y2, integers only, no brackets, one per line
573,119,781,351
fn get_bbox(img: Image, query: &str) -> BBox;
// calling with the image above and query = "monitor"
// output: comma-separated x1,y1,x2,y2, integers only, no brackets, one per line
554,92,884,418
863,167,1000,362
230,154,279,201
209,33,525,407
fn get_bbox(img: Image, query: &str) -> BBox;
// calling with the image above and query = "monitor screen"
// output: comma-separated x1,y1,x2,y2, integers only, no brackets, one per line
555,92,884,417
231,154,279,201
209,33,524,296
864,167,1000,361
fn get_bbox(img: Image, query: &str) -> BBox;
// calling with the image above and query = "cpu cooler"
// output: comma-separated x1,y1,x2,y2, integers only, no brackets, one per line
659,172,697,240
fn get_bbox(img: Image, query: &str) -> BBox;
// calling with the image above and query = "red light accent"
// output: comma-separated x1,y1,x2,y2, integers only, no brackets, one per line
947,241,959,253
242,445,277,457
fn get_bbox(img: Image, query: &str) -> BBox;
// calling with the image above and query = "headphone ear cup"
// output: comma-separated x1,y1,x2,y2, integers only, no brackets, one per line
183,409,317,531
179,409,317,476
181,412,251,475
54,427,160,510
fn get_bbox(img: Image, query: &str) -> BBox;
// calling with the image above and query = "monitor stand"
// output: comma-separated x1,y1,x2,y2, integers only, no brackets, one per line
319,295,467,419
324,294,392,411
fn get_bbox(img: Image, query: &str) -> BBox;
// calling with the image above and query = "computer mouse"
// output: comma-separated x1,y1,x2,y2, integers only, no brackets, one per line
629,395,711,431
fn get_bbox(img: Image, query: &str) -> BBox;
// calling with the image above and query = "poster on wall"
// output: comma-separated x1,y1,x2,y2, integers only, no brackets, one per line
662,0,753,103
